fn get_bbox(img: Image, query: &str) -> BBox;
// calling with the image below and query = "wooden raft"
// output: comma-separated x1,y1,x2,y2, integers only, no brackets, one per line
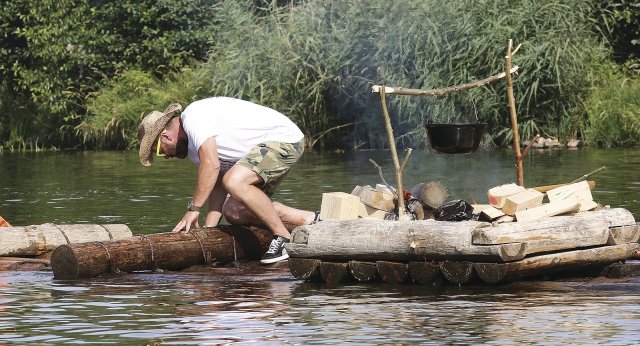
286,208,639,285
51,225,272,279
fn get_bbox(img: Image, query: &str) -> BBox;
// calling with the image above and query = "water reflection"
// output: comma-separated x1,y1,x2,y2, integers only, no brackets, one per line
1,264,640,344
1,149,640,343
1,148,639,233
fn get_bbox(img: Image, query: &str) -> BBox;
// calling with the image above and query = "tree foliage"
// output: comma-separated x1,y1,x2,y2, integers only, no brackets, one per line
0,0,217,148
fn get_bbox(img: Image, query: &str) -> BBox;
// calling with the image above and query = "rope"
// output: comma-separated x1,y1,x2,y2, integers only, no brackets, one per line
99,224,114,240
96,241,117,273
140,235,158,271
189,229,210,264
53,224,71,244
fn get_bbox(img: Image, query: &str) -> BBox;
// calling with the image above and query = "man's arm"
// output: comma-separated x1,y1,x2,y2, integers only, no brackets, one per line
204,175,227,227
172,137,220,232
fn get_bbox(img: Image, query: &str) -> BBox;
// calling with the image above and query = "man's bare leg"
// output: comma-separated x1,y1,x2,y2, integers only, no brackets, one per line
222,165,291,239
223,198,315,226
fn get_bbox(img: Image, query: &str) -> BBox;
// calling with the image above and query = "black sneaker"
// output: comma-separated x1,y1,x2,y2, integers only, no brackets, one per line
261,236,290,264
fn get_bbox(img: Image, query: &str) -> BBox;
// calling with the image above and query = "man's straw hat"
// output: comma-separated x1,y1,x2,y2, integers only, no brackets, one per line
137,103,182,166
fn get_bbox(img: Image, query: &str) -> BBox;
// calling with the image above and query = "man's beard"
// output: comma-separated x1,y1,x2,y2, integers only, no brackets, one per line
175,137,189,159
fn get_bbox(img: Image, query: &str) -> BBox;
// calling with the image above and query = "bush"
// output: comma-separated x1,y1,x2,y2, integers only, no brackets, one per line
583,66,640,147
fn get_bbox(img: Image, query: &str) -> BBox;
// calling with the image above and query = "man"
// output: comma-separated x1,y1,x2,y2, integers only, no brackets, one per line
137,97,317,264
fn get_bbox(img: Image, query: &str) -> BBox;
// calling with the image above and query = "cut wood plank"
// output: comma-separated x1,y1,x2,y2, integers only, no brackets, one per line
532,180,595,193
479,206,505,221
352,186,396,211
487,183,525,208
408,261,443,286
358,203,387,219
376,261,408,283
349,260,378,282
546,181,597,212
502,189,544,215
475,243,639,284
495,215,515,223
514,199,580,222
288,258,321,281
471,204,492,214
319,192,361,220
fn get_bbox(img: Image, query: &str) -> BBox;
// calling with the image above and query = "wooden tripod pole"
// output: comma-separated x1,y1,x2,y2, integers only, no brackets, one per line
379,88,407,219
505,39,524,186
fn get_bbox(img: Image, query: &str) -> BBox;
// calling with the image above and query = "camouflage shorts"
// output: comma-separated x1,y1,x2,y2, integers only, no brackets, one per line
236,139,305,196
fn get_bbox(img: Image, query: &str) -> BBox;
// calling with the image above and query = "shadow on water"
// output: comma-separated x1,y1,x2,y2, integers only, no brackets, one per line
1,148,640,343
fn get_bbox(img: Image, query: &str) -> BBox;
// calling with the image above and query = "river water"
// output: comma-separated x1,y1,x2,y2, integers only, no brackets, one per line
1,148,640,344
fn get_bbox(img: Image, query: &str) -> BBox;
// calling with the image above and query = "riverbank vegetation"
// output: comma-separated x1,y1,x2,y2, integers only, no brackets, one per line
1,0,639,151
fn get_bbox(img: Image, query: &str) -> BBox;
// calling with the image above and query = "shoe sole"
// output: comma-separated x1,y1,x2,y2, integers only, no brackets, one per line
260,253,289,264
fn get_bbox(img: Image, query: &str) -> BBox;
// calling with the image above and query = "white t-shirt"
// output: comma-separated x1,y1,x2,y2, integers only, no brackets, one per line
181,97,304,166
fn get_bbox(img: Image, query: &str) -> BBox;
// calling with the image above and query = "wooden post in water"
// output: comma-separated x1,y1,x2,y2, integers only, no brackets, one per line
505,39,524,186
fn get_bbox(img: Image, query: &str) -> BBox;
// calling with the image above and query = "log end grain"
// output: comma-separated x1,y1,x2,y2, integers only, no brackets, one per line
474,263,509,284
349,260,378,282
319,262,352,285
408,261,443,285
376,261,408,284
288,258,321,281
51,244,80,279
440,261,476,285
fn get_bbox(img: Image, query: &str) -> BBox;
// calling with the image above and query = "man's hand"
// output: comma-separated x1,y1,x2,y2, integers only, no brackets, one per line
172,211,201,232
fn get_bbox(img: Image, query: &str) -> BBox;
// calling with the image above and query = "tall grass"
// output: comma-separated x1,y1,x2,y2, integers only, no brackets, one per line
79,0,615,150
582,65,640,147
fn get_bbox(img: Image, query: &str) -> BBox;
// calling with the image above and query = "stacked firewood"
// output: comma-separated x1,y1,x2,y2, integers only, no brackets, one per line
475,181,598,223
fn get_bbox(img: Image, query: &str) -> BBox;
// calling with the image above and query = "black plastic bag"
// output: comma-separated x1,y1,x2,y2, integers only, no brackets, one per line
433,199,474,221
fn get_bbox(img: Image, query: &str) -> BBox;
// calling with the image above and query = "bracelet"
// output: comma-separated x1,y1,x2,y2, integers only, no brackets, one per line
187,200,203,212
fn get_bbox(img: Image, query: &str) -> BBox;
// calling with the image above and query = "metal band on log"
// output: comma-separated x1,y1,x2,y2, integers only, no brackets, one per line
51,226,272,279
474,243,639,284
0,224,133,256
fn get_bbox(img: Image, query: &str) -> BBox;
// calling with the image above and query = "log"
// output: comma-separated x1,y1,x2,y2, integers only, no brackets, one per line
0,223,133,256
0,260,47,271
472,208,635,256
349,260,379,282
376,261,408,283
408,261,443,286
411,182,448,209
604,260,640,278
51,226,272,279
607,225,640,245
440,261,476,284
474,243,638,284
319,262,352,285
288,258,321,281
287,219,526,262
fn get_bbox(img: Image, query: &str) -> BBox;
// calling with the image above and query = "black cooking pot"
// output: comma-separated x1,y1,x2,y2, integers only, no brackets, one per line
424,123,486,154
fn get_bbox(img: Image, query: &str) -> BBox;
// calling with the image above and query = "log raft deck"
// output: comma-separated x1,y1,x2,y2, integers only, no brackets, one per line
285,208,640,285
